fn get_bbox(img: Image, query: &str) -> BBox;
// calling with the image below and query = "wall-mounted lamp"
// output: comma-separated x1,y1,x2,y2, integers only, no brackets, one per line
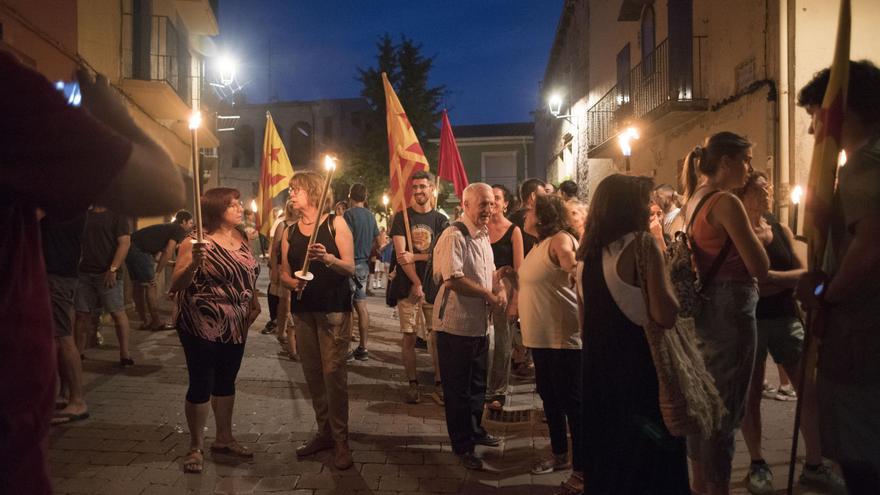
547,93,573,123
617,126,640,171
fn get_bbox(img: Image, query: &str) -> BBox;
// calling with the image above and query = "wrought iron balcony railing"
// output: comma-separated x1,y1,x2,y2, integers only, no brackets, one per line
587,35,707,149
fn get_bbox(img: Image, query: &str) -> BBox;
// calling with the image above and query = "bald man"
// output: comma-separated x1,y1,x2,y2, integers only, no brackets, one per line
432,183,507,470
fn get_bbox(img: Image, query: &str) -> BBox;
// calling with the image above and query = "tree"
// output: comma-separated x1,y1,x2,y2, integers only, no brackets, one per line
338,34,446,211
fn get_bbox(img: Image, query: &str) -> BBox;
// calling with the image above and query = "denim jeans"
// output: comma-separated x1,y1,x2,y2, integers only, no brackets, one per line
687,281,758,484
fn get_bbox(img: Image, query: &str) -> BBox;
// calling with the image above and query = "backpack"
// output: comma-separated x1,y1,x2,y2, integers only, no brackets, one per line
665,191,733,318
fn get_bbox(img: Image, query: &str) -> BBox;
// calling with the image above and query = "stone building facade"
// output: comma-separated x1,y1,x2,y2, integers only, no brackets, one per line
536,0,880,227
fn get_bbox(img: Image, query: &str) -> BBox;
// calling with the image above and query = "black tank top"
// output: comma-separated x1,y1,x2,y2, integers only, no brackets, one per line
287,215,352,314
756,216,798,319
491,224,516,268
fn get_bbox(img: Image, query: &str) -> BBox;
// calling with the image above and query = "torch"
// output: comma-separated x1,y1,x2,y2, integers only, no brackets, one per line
790,185,803,236
188,111,204,242
294,155,337,297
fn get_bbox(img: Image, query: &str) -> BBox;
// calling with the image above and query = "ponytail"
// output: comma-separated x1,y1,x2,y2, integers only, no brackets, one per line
681,131,752,199
681,145,703,199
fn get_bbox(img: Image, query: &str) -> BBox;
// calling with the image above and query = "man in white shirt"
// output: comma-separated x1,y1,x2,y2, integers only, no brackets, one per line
432,183,506,470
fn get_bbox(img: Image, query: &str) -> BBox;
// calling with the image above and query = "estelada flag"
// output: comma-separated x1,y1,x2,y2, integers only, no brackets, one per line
258,111,295,236
804,0,850,267
383,72,429,212
802,0,849,380
438,109,469,200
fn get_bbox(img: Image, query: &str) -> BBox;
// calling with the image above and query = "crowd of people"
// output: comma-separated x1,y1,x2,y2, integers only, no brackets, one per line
4,44,880,495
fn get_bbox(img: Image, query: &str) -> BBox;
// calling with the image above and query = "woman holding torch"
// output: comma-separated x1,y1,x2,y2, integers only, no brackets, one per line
170,187,261,474
280,164,356,470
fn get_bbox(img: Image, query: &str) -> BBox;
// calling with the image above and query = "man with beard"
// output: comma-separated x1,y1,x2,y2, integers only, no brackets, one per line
391,171,448,404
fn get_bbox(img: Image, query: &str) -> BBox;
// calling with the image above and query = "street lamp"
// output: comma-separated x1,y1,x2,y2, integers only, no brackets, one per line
217,55,237,85
547,93,572,123
188,111,204,241
618,126,640,172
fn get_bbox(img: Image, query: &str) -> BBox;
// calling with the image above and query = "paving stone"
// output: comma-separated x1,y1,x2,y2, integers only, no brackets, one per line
254,475,300,492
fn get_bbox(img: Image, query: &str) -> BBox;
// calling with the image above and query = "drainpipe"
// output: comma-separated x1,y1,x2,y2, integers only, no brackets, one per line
777,0,792,224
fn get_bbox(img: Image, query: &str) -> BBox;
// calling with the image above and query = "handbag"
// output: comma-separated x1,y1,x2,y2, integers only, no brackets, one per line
633,231,726,439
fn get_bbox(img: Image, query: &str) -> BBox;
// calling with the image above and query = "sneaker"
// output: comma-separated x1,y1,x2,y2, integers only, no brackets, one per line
474,433,502,447
745,461,774,495
430,385,444,406
353,346,369,361
415,337,428,350
345,350,355,363
459,451,483,470
799,461,846,494
405,382,420,404
776,384,797,401
119,357,135,368
260,321,276,335
531,453,571,475
761,381,778,399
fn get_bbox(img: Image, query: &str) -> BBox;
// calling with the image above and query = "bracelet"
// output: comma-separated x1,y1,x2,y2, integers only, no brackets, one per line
324,256,334,268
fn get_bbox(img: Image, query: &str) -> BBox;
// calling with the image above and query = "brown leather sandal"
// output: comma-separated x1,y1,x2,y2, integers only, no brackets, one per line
182,448,203,474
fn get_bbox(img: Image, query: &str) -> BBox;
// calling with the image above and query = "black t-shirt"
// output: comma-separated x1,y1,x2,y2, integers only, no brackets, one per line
390,207,449,280
79,209,131,274
132,222,186,254
510,208,538,256
40,213,86,277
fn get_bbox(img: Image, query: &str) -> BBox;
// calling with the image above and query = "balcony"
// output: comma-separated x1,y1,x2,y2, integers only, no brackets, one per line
587,36,707,152
175,0,219,36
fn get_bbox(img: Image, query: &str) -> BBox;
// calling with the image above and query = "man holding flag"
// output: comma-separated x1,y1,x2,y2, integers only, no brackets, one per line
796,59,880,493
383,73,448,405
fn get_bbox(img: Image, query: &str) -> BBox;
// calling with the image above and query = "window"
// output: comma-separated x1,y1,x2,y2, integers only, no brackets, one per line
290,121,313,167
641,4,656,74
482,152,517,195
232,125,255,168
323,117,334,141
616,44,631,105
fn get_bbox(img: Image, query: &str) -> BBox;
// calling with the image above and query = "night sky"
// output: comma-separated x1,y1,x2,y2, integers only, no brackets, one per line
215,0,562,125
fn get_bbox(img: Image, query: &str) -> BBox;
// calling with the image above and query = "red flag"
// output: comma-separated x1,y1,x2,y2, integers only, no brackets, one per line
438,110,469,199
383,73,430,212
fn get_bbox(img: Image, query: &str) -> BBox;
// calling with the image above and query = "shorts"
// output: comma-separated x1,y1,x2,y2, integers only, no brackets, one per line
756,316,804,366
351,262,369,301
374,260,386,273
75,272,125,314
48,275,78,338
125,244,156,284
398,298,433,336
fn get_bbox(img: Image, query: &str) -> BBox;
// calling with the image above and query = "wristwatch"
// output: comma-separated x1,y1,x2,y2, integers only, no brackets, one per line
109,266,119,273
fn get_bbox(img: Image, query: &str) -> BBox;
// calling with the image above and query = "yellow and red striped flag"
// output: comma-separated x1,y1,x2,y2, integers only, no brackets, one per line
803,0,850,268
383,72,430,213
257,112,294,236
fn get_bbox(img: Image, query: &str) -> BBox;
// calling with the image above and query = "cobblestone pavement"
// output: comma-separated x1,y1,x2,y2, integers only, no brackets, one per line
48,268,834,494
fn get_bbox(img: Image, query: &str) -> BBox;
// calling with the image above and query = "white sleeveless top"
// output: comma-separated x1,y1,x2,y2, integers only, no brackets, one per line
601,232,648,327
518,231,581,350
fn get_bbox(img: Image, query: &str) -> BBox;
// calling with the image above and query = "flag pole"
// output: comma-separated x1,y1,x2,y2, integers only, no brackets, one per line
786,1,850,492
393,156,414,252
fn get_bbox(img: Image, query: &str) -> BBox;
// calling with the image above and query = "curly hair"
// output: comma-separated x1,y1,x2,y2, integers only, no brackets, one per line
534,194,574,241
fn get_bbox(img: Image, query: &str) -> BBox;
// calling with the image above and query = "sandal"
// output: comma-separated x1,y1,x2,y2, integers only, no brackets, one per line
554,473,584,495
210,441,253,458
486,396,505,411
182,448,204,474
